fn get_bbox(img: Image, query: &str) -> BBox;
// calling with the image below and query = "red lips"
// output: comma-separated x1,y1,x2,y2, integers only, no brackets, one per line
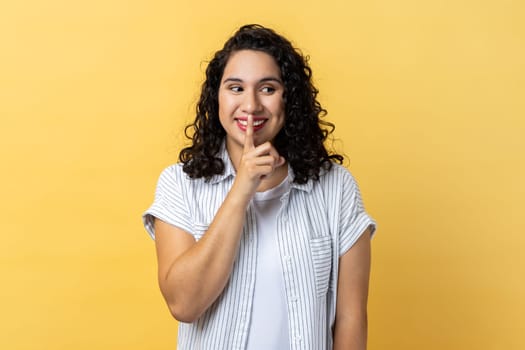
235,117,268,132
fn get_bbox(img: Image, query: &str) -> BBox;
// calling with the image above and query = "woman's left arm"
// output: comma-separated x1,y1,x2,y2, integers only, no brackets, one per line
333,227,372,350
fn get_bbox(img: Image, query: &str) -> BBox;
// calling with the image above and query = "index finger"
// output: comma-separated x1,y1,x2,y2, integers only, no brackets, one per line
244,115,255,150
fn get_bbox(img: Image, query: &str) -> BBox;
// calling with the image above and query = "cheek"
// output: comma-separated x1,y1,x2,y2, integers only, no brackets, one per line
219,94,237,115
276,101,286,119
268,96,284,114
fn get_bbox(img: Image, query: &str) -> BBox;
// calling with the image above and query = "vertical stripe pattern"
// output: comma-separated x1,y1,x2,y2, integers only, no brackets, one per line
143,145,376,350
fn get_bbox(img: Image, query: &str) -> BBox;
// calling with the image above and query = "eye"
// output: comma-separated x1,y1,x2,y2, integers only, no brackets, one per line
229,85,243,93
260,86,276,94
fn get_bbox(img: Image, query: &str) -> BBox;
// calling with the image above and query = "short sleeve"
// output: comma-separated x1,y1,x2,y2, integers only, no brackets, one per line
142,165,193,240
338,170,377,256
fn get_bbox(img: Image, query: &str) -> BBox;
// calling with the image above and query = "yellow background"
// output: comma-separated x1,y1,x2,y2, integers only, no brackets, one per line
1,0,524,349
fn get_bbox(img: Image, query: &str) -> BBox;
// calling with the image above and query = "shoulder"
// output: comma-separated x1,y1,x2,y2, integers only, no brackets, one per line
157,163,224,193
154,163,192,193
159,163,184,177
310,163,363,203
157,163,196,183
318,162,356,187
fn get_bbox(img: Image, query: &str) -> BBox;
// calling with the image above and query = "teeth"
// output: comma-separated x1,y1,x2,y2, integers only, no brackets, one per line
237,119,265,126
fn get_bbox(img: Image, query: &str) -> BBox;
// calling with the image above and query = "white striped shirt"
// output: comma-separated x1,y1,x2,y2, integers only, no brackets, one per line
143,145,376,350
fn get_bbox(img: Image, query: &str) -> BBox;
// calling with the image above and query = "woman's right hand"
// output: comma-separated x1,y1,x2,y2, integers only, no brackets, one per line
232,115,285,199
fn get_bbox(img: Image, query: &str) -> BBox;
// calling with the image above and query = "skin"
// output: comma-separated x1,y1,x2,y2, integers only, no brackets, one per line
218,49,287,190
153,49,371,349
334,228,372,350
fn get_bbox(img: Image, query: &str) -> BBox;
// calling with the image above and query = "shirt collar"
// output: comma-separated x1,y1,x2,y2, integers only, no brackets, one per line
287,163,313,192
208,142,236,184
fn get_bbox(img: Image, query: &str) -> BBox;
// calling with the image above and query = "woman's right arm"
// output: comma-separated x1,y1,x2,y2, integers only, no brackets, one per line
154,117,283,323
154,187,250,323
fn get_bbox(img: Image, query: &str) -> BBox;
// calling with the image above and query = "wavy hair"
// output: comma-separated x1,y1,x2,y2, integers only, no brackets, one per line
179,24,343,184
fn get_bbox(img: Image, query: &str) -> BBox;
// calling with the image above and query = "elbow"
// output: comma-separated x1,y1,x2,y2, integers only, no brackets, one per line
159,280,208,323
167,301,202,323
159,281,203,323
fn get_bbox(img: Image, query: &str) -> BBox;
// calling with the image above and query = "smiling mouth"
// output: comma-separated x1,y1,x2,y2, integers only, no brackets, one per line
235,118,268,131
237,119,266,127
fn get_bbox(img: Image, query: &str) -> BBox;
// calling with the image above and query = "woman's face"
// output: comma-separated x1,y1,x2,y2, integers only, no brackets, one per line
218,49,285,154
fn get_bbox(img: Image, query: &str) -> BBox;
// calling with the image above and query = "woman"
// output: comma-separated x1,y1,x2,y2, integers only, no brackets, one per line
143,24,376,350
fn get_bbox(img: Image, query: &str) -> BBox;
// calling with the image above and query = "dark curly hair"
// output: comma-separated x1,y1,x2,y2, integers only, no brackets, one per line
179,24,343,184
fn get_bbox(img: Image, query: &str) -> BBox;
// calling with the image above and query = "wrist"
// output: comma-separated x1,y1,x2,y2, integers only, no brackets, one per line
227,181,255,208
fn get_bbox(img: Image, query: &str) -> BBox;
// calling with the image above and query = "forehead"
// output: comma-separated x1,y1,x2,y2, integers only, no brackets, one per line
222,50,281,80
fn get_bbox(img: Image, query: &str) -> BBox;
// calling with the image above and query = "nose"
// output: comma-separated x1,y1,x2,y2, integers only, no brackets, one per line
241,89,263,115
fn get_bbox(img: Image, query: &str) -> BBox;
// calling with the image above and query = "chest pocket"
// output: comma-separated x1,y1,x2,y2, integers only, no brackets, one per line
309,235,333,298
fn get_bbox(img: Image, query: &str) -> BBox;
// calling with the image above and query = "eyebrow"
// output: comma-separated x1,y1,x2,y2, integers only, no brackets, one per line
222,77,283,85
